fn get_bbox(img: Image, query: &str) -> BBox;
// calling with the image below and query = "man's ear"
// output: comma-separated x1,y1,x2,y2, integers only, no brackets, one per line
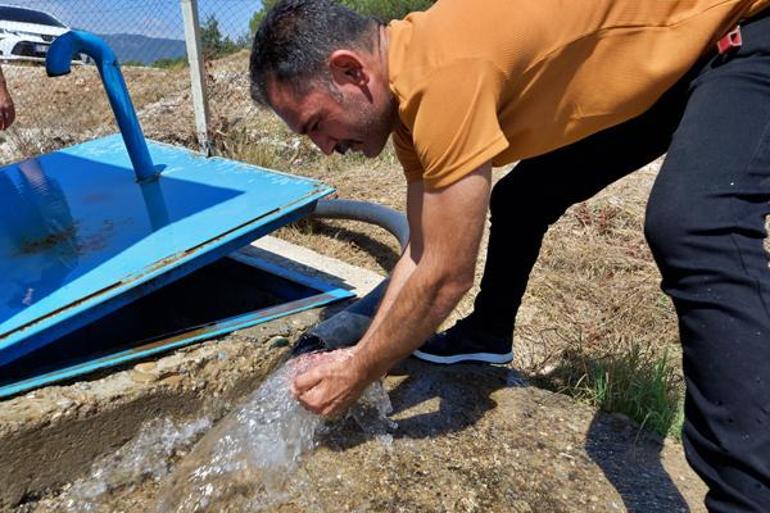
329,50,369,87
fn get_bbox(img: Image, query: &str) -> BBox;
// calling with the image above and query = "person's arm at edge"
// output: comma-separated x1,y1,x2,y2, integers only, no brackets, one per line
293,163,492,416
0,64,15,130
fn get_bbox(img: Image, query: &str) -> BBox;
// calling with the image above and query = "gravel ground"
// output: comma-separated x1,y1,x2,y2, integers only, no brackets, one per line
15,360,706,513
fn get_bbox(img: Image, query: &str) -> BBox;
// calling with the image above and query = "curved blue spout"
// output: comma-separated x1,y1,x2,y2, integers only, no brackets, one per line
46,31,158,182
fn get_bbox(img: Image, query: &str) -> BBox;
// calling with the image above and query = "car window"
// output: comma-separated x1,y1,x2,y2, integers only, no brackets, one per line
0,6,65,27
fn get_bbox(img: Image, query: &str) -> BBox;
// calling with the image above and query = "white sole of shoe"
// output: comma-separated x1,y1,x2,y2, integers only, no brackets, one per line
412,349,513,365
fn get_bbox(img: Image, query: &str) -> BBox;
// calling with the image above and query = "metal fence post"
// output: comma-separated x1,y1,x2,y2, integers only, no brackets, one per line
180,0,212,156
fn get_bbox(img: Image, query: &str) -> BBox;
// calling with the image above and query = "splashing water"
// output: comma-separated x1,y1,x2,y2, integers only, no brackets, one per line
63,416,213,513
154,351,394,513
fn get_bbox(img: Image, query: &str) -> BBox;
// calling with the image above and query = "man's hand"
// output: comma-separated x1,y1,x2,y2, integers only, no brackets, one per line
291,347,373,417
292,164,492,418
0,84,15,130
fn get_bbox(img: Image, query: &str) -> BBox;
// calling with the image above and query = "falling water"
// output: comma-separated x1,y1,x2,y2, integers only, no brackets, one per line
154,350,394,513
48,350,393,513
62,416,213,513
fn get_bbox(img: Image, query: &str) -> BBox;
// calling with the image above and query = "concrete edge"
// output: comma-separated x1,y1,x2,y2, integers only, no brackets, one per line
245,235,383,298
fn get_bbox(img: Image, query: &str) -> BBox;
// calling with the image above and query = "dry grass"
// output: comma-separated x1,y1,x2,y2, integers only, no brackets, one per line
1,62,191,161
510,161,684,436
516,162,680,370
4,53,684,436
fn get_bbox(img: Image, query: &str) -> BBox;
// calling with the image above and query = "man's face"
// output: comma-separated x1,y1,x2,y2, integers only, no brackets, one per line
268,77,394,158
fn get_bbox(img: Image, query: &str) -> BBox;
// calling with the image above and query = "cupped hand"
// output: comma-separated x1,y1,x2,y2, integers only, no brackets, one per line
291,348,371,417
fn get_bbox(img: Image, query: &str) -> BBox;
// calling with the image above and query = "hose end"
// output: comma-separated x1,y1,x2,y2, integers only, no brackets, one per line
290,332,329,357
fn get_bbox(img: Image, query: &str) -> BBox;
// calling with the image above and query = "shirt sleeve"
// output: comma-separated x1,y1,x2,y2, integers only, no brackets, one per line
399,59,509,190
392,121,423,184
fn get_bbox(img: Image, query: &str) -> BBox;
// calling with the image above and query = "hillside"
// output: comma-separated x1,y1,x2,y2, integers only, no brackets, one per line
97,33,187,65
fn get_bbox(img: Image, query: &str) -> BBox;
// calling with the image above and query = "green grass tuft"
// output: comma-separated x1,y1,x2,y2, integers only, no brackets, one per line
540,344,685,439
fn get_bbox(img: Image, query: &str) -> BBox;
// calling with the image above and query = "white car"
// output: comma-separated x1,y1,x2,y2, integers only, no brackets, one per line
0,5,78,62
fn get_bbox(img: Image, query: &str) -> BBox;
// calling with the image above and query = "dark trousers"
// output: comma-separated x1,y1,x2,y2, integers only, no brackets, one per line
465,12,770,512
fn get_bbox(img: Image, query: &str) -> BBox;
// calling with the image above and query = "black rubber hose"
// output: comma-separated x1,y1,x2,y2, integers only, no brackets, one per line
291,199,409,356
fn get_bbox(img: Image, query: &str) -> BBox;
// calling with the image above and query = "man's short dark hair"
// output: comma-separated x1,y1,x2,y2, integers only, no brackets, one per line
250,0,380,106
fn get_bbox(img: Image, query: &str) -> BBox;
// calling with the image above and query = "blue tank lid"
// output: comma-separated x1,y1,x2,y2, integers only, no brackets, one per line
0,134,333,366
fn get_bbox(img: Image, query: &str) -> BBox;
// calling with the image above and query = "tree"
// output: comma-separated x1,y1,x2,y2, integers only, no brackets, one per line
248,0,436,37
339,0,435,20
200,14,238,59
249,0,279,35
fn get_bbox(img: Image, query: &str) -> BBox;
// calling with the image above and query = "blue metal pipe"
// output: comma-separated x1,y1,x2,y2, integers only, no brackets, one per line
46,31,159,182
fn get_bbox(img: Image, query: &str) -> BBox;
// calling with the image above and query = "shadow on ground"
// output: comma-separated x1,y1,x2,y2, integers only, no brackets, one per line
327,359,519,450
585,412,692,512
320,358,698,512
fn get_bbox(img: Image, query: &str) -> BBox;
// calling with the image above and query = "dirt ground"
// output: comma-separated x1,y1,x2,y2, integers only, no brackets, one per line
13,360,706,513
1,52,706,512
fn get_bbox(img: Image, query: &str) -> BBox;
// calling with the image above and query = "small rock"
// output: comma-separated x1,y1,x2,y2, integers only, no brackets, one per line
55,398,74,409
161,375,185,387
134,362,157,373
131,372,157,384
131,365,159,384
269,336,290,348
511,500,533,513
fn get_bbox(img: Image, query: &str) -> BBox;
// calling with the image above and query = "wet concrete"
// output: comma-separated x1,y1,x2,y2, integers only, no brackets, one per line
0,312,298,509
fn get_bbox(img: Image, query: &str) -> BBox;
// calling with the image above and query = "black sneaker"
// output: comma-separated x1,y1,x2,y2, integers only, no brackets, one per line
413,321,513,365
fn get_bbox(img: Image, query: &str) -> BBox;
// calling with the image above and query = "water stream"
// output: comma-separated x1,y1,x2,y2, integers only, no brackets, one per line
63,416,213,512
58,351,394,513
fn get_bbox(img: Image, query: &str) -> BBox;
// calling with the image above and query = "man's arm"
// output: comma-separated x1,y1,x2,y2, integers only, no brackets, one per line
293,163,492,416
359,179,425,337
355,164,490,377
0,65,15,130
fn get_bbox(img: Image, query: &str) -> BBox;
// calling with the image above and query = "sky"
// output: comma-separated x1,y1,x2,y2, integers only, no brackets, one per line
8,0,262,40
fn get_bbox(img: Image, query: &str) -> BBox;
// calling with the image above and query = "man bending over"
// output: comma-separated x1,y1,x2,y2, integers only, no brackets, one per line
250,1,770,510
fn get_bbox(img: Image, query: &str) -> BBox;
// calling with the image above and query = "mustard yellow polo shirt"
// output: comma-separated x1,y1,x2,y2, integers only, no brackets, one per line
388,0,770,190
